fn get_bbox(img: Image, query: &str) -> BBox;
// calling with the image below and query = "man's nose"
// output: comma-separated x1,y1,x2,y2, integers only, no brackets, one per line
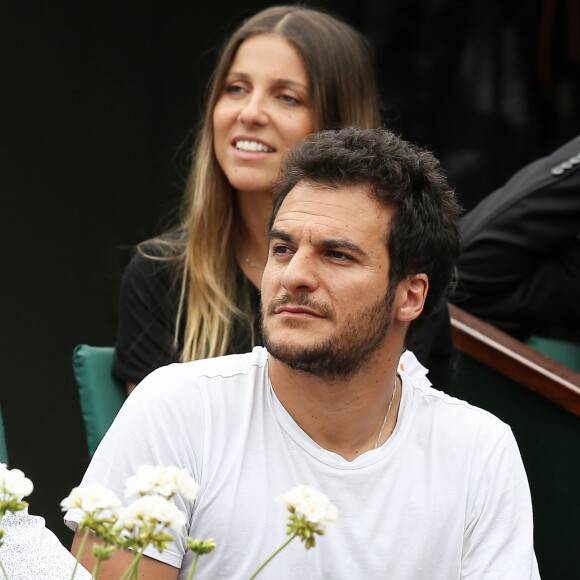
280,250,319,294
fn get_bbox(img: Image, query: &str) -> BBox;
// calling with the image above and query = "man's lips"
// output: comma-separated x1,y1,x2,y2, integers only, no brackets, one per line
275,306,325,317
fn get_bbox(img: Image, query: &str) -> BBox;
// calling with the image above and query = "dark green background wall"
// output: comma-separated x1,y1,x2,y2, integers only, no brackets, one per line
0,0,357,548
1,0,578,561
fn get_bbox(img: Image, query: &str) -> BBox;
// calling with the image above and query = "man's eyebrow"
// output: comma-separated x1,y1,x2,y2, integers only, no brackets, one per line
268,228,293,243
269,228,367,257
319,238,367,257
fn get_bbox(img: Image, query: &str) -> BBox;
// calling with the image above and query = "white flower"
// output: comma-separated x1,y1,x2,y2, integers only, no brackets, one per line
60,484,121,513
277,485,338,529
125,465,199,501
0,466,34,500
117,495,186,531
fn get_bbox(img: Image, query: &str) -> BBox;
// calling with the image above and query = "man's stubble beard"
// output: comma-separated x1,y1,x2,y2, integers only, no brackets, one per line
261,288,396,382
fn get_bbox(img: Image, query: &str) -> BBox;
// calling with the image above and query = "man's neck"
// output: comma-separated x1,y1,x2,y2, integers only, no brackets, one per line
268,350,402,462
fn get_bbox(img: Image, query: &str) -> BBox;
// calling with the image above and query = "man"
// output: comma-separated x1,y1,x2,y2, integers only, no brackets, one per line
65,127,539,578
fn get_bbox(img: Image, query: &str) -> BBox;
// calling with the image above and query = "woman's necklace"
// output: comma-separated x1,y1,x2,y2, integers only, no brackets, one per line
374,376,398,449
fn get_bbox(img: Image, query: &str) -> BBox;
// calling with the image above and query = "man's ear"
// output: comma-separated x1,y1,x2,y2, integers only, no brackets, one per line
394,274,428,322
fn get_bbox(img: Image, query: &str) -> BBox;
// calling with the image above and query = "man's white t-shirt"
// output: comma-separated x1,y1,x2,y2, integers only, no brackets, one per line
65,347,539,579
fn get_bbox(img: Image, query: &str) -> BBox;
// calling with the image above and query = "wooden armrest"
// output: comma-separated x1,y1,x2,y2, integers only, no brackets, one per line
448,303,580,417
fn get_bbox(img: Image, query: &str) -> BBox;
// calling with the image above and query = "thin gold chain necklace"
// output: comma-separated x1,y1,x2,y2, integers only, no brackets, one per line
374,376,398,449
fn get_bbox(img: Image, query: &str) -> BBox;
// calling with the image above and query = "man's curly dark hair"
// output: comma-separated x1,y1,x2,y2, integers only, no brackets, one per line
270,126,462,338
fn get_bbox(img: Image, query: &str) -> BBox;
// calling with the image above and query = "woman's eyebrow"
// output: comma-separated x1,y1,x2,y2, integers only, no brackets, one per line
226,72,308,92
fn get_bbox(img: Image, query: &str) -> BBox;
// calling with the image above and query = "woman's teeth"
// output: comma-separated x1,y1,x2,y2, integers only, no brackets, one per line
235,140,274,152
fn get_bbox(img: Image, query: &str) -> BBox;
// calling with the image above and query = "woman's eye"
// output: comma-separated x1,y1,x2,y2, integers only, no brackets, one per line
224,84,247,96
278,94,302,106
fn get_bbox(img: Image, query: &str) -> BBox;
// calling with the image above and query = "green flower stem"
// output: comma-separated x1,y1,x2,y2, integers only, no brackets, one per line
118,549,145,580
0,557,10,580
70,528,90,580
91,559,101,579
248,533,297,580
186,553,200,580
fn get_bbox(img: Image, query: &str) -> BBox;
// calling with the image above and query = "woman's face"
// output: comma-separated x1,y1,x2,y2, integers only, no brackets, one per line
213,34,314,197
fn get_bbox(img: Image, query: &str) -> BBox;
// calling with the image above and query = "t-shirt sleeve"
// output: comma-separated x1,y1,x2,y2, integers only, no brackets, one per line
64,364,205,569
112,249,181,385
461,427,540,579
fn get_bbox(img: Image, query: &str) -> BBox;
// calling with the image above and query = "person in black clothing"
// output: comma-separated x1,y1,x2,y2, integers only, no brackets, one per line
452,134,580,342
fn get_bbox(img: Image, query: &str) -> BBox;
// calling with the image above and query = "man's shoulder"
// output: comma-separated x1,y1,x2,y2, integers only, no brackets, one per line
406,376,509,437
116,348,270,439
179,346,268,378
141,346,269,391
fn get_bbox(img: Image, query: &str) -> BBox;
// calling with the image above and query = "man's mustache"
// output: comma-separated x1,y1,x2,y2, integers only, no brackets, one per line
266,293,335,321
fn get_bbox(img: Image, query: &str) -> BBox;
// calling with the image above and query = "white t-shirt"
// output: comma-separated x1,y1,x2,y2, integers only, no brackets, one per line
65,347,539,579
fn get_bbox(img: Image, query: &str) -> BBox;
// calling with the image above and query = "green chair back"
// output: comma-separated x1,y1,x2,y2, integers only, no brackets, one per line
525,335,580,374
0,402,8,465
72,345,127,457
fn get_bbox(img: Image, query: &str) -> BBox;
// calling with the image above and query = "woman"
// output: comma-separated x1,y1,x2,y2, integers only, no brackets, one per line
113,5,452,393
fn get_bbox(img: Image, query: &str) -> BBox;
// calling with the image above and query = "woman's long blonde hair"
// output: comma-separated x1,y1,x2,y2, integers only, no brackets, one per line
141,5,383,362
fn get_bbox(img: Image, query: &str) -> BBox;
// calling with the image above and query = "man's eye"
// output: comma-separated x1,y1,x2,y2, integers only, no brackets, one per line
272,245,292,255
328,251,350,261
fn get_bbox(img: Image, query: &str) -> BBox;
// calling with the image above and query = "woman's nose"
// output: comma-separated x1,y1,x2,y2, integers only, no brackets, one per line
237,92,269,126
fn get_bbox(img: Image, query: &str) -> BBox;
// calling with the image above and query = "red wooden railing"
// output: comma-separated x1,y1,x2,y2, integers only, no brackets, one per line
448,303,580,418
